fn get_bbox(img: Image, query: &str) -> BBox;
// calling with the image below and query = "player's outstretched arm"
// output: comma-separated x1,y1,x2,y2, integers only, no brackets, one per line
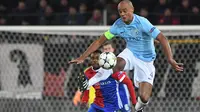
156,33,184,72
69,35,107,64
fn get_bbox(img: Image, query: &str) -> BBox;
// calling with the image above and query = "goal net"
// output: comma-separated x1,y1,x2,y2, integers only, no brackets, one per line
0,26,199,112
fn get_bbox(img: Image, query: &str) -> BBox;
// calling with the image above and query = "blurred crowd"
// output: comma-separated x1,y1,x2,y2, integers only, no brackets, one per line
0,0,200,25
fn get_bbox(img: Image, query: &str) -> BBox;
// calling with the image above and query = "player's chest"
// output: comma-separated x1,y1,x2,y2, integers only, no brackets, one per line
85,69,97,78
93,78,116,89
118,26,143,41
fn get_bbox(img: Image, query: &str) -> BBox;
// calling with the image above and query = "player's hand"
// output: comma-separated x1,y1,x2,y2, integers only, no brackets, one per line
168,58,184,72
68,56,85,64
72,90,82,106
78,73,89,92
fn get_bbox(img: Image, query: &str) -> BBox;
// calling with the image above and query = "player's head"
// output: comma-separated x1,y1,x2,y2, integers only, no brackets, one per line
90,50,102,69
102,41,115,53
118,0,134,24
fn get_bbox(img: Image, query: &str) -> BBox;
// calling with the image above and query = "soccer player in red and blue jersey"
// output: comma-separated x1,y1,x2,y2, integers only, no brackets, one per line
80,50,136,112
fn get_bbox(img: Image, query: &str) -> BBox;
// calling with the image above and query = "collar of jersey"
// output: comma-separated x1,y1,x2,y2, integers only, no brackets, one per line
124,14,136,26
91,66,100,72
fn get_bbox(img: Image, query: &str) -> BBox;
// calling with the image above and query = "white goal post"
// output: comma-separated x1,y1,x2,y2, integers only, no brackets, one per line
0,25,200,36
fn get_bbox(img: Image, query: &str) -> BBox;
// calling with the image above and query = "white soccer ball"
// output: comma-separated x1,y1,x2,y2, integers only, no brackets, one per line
98,52,117,69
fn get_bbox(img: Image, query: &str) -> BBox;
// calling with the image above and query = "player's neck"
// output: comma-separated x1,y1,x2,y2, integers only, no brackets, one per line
92,66,100,70
125,15,134,25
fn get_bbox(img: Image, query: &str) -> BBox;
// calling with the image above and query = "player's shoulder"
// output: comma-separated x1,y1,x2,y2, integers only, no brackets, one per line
134,14,148,24
109,18,124,34
84,66,93,73
112,18,124,27
111,71,126,80
84,66,96,78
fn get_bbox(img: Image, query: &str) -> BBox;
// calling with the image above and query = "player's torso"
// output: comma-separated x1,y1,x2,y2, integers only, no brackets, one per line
93,76,121,109
117,22,144,42
115,14,156,61
84,67,121,109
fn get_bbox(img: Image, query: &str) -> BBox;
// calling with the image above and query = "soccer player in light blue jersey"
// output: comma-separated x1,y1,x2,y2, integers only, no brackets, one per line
69,0,184,111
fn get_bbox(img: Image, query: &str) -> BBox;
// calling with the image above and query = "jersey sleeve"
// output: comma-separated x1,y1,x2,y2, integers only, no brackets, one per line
111,71,126,82
84,67,95,79
104,20,119,40
140,17,160,39
81,90,89,103
83,67,91,79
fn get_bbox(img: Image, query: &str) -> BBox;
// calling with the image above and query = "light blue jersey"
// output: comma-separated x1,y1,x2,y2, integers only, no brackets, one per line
104,14,160,62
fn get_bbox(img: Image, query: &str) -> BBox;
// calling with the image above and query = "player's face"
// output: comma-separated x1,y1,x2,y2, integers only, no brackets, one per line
103,44,115,53
90,53,100,69
118,2,134,24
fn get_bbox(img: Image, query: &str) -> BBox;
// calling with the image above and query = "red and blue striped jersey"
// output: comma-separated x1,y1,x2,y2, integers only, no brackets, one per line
82,67,134,111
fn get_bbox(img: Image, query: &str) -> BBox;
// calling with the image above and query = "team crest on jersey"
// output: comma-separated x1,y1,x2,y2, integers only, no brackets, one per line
122,28,142,41
134,29,139,35
131,29,139,35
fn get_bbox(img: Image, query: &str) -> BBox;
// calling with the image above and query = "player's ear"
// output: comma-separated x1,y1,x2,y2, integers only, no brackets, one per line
113,48,116,53
129,7,134,13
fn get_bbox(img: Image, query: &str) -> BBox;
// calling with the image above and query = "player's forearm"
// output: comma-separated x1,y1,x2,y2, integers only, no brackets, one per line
81,35,106,59
157,33,173,61
122,77,137,105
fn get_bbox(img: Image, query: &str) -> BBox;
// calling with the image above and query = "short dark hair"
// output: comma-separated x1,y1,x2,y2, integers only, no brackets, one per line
93,50,102,54
103,41,116,49
90,50,102,57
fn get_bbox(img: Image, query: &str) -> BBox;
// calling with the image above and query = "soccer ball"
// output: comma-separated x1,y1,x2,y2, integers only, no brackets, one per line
98,52,117,69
